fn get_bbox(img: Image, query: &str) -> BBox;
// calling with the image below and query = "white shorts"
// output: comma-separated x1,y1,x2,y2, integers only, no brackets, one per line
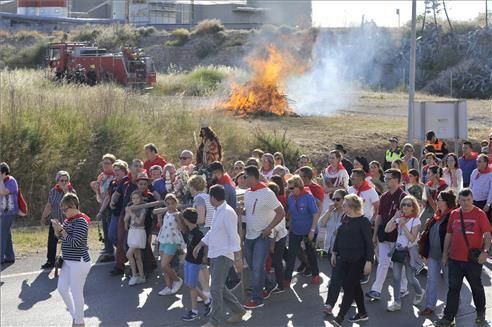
127,228,146,249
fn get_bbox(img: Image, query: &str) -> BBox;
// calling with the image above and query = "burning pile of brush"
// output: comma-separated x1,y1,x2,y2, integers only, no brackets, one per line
222,45,305,116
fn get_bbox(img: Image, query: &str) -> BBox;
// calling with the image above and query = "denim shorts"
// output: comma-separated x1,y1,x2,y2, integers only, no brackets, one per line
184,261,201,288
159,243,178,256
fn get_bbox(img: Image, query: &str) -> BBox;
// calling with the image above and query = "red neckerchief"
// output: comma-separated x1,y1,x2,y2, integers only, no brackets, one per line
65,212,91,224
354,180,372,196
294,186,311,199
3,176,10,182
402,214,415,219
326,162,345,174
427,178,447,188
250,182,268,191
219,173,236,187
462,152,478,160
55,183,74,193
476,167,492,179
433,208,451,222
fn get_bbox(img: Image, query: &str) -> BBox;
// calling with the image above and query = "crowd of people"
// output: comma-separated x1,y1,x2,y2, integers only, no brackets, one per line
1,128,492,327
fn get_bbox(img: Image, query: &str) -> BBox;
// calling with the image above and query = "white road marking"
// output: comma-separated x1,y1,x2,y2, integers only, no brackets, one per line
0,261,113,279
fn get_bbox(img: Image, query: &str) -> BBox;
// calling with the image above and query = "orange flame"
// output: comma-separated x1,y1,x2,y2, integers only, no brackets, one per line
222,45,305,116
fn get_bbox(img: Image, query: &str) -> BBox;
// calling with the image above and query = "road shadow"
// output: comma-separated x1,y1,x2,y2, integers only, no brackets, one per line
17,270,57,311
1,261,14,272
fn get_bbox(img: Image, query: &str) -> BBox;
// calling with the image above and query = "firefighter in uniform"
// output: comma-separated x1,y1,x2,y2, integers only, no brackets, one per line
383,136,403,170
425,130,448,160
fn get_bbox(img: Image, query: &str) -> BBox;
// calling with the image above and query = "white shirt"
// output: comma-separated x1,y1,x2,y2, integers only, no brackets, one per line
443,168,463,193
202,202,241,261
347,186,380,221
272,218,288,242
396,217,420,248
244,186,281,240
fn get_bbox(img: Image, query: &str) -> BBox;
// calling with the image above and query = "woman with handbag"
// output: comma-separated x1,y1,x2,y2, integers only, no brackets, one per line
51,193,91,327
418,190,456,316
385,195,425,312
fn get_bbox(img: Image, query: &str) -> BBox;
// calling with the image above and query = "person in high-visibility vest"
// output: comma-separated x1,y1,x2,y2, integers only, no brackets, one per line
383,136,403,171
425,130,448,160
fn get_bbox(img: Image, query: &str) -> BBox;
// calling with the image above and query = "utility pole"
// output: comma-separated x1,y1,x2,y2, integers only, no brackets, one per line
408,0,417,143
486,0,489,28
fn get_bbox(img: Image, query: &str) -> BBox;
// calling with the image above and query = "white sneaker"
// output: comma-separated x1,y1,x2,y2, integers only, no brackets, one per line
158,287,172,296
135,276,146,285
387,301,401,312
400,290,409,298
128,277,138,286
413,290,425,305
171,278,183,294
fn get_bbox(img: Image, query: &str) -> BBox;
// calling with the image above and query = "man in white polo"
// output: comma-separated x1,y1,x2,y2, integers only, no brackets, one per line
242,166,285,309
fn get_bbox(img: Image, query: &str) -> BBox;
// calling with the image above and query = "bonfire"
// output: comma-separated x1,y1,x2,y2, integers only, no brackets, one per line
222,45,305,116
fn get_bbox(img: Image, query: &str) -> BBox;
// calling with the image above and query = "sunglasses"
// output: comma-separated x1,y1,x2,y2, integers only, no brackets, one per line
332,197,343,202
288,187,295,191
401,203,413,208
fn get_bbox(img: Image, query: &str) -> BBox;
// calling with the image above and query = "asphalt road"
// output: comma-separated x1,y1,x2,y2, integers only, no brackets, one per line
1,251,491,327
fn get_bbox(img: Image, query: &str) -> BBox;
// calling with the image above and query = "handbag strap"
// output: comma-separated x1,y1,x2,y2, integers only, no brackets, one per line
459,209,471,250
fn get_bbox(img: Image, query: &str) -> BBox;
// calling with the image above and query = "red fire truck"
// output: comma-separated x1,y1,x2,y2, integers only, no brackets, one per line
46,42,156,88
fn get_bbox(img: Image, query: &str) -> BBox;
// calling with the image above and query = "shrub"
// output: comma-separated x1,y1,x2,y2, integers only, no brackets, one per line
1,41,48,68
195,38,218,58
167,28,190,46
192,19,224,36
253,128,300,171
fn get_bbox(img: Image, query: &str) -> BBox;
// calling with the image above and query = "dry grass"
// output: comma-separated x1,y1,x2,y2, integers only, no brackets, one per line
12,224,101,256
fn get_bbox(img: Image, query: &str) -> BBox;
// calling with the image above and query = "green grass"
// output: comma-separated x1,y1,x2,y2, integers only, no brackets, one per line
12,224,101,256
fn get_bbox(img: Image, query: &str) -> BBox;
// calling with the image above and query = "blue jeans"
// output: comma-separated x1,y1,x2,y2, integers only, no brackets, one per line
392,260,423,304
108,213,119,247
244,236,272,302
0,213,15,262
425,256,448,310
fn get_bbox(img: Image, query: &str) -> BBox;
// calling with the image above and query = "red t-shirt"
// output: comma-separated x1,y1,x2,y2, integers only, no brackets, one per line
307,182,325,203
143,155,167,172
447,207,492,262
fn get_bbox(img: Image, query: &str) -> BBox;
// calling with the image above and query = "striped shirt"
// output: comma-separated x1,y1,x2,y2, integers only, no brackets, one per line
48,187,77,222
60,217,91,262
193,193,215,228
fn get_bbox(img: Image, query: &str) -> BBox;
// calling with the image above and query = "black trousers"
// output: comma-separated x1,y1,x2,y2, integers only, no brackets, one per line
337,259,367,320
46,222,59,263
325,254,343,306
443,259,486,320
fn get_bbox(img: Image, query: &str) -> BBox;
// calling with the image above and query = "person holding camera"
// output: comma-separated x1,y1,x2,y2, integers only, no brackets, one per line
435,188,491,327
51,193,91,327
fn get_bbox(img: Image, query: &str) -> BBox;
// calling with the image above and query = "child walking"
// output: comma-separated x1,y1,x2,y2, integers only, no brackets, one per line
124,191,147,286
158,193,186,296
181,208,212,321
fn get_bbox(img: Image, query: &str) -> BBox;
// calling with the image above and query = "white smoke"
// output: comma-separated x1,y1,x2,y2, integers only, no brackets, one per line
287,26,392,116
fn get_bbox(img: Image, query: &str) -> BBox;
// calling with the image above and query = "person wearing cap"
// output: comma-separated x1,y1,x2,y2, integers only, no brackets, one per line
383,137,403,171
143,143,167,173
335,144,354,176
40,170,76,269
425,130,448,160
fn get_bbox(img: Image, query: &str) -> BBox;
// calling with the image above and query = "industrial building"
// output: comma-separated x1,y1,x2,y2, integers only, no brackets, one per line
0,0,312,27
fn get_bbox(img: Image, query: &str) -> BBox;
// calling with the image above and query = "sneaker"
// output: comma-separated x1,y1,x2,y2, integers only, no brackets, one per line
475,311,486,325
135,276,146,285
41,261,54,270
171,278,183,294
243,300,264,309
226,310,246,324
387,301,401,312
413,290,425,305
182,310,199,322
366,290,381,300
400,290,410,298
348,312,369,323
332,316,343,327
272,287,286,294
128,276,138,286
311,275,321,285
418,307,434,316
302,269,313,277
262,284,277,300
203,300,212,317
434,318,455,327
322,304,333,315
360,274,370,285
158,287,173,296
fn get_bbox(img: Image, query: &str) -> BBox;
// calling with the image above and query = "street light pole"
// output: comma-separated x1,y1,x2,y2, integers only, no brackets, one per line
408,0,417,143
